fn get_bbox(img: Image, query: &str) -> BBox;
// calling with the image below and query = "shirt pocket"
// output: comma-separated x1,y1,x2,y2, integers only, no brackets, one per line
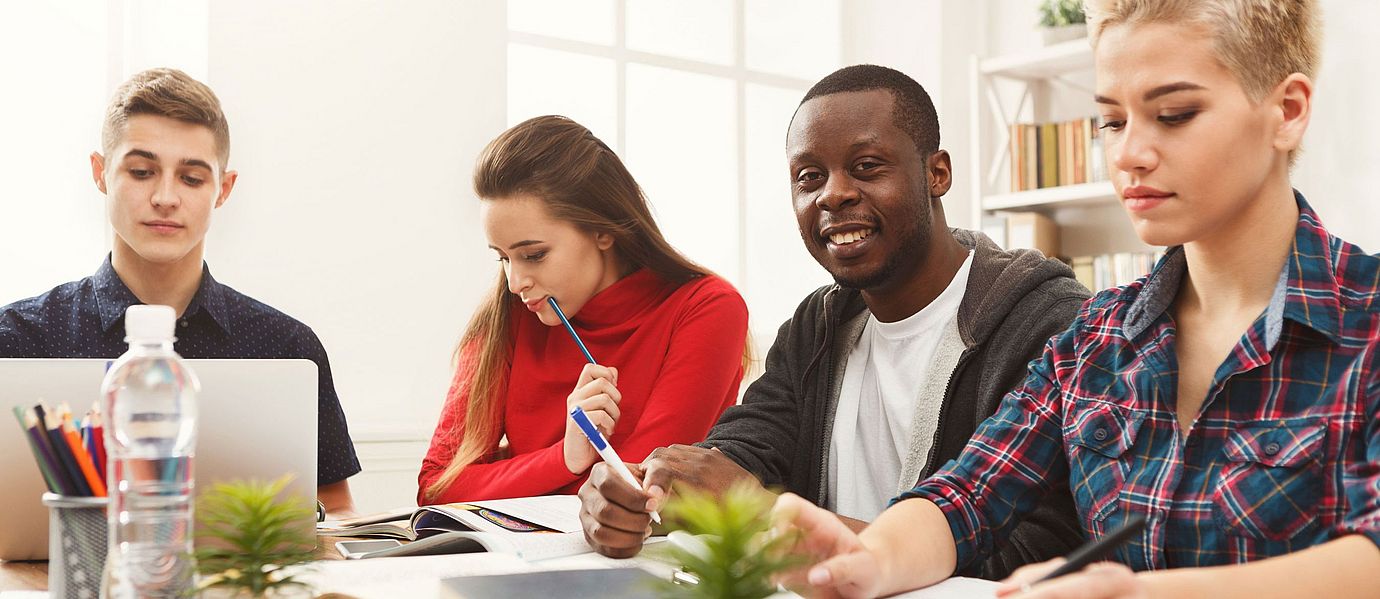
1212,420,1327,541
1066,401,1145,527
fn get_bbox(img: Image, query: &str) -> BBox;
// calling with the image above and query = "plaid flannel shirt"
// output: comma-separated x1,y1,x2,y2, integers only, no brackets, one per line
900,192,1380,570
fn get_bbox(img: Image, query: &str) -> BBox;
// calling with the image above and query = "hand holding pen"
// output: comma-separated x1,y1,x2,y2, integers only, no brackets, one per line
562,362,622,474
549,297,661,524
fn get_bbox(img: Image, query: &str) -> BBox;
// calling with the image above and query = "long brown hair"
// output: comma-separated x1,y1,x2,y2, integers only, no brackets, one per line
424,115,744,500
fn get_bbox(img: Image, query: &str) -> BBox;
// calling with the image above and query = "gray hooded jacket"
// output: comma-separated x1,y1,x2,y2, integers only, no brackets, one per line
702,228,1089,579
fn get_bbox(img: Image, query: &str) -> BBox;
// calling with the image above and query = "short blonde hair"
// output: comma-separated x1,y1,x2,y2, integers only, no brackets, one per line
101,68,231,169
1086,0,1320,101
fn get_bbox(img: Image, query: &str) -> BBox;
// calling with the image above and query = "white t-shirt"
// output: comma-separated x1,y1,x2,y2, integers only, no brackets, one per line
828,252,973,521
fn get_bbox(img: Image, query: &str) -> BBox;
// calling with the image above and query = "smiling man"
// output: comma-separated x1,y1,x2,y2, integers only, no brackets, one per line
578,65,1088,579
0,68,361,515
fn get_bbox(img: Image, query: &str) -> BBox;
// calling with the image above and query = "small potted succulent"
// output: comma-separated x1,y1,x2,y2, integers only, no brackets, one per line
195,476,318,598
1038,0,1088,45
656,483,803,599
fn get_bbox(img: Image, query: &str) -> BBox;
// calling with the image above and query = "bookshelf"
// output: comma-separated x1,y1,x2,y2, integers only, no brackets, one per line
968,38,1154,290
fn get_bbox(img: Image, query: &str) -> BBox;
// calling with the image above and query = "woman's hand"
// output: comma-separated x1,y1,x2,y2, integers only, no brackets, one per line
996,558,1146,599
563,363,621,474
771,493,887,599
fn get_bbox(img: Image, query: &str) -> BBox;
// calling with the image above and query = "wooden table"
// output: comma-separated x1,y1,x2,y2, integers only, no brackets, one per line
0,538,347,592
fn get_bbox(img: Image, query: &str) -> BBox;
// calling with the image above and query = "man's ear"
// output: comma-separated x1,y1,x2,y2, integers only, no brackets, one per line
595,231,615,251
926,149,953,198
90,152,108,194
1272,73,1313,154
215,170,238,209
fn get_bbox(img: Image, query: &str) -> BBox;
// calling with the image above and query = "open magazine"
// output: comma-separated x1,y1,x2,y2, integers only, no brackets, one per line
317,495,592,561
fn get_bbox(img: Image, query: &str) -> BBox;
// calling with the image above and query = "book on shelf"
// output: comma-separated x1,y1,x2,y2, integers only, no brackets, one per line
316,495,593,561
1006,212,1061,259
1070,250,1167,291
1009,117,1105,192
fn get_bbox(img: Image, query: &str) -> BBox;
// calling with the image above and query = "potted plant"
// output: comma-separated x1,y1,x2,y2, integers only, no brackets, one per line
194,476,318,598
1038,0,1088,45
656,483,803,599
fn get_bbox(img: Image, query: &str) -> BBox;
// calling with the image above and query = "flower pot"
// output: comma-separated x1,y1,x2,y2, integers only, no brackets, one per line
1041,22,1088,45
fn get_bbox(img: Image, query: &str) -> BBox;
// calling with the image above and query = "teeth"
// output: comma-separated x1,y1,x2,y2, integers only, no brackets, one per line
828,228,873,245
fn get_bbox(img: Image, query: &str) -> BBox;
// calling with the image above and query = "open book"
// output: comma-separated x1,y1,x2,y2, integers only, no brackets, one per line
317,495,592,561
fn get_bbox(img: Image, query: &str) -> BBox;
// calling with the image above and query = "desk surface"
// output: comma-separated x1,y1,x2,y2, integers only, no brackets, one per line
0,537,347,592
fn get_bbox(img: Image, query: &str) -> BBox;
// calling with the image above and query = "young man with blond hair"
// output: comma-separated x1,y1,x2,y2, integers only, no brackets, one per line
776,1,1380,597
0,68,361,514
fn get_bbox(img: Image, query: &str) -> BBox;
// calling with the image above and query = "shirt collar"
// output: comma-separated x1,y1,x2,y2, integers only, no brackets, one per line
1123,191,1345,346
92,255,231,335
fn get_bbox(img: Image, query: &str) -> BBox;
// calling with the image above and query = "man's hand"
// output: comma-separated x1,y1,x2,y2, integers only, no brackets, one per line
639,444,759,502
578,461,657,558
578,444,760,558
995,558,1146,599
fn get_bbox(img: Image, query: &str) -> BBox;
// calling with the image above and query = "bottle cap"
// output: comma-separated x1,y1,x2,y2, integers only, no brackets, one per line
124,304,176,341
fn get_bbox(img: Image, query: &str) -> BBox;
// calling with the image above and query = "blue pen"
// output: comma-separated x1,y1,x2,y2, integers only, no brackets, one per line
547,297,596,364
548,297,661,524
570,407,661,524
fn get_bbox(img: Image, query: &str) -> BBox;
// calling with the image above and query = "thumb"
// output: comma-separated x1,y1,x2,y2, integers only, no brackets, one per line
807,550,878,597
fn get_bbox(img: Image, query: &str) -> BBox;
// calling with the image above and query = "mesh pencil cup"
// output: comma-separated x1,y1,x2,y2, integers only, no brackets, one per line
41,493,108,599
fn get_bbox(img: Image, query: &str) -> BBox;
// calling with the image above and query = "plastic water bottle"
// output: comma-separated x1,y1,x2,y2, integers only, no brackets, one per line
100,305,199,598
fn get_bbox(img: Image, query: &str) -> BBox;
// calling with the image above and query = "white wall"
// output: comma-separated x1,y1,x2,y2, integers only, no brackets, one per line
202,0,507,510
1292,0,1380,251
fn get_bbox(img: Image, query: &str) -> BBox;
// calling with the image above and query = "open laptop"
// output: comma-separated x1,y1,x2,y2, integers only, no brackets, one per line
0,359,318,561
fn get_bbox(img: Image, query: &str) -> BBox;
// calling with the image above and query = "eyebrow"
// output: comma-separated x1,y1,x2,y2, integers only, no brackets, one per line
488,240,545,251
788,137,887,165
122,148,216,172
1094,81,1207,105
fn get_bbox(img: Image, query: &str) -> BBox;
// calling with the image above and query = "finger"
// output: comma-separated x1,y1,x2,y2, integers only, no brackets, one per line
578,393,621,422
640,457,682,513
580,479,653,534
772,493,854,551
577,363,617,387
805,550,880,598
579,377,622,405
997,558,1066,595
588,463,653,513
1014,563,1138,599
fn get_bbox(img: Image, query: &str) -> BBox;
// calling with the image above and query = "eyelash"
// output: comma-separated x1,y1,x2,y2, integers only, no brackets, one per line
1098,111,1199,131
128,169,206,186
496,251,547,263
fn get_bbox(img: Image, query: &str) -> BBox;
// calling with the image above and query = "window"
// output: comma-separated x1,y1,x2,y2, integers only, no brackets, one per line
506,0,840,351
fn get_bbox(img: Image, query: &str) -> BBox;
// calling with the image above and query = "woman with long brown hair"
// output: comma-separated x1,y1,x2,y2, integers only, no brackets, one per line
418,115,749,504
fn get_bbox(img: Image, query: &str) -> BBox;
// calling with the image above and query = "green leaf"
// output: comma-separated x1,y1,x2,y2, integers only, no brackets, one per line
194,475,318,595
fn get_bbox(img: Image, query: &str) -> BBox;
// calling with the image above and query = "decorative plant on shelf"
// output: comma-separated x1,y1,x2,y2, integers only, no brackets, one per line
656,482,803,599
1038,0,1087,27
195,476,318,598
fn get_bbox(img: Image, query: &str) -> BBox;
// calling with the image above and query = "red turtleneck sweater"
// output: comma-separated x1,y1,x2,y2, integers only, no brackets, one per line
419,269,748,504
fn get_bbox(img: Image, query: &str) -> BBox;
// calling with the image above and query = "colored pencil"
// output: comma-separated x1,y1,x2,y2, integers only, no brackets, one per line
60,404,106,497
13,406,61,493
39,405,92,497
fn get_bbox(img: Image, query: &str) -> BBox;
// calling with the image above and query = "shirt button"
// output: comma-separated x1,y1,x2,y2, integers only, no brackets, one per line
1264,442,1281,456
1093,428,1109,442
179,319,188,328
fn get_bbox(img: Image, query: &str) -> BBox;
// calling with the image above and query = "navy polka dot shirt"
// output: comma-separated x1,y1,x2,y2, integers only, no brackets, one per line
0,256,361,485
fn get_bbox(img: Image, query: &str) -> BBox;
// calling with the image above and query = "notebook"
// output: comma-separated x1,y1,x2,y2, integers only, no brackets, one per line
320,495,593,561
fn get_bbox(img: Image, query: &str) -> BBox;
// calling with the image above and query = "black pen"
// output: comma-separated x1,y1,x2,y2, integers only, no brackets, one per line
1031,514,1147,586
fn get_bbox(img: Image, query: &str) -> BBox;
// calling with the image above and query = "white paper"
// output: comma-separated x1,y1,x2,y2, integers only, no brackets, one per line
298,553,535,599
468,495,583,533
889,576,1000,598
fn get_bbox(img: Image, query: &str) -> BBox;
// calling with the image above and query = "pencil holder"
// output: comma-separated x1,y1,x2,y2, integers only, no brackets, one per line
42,493,108,599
